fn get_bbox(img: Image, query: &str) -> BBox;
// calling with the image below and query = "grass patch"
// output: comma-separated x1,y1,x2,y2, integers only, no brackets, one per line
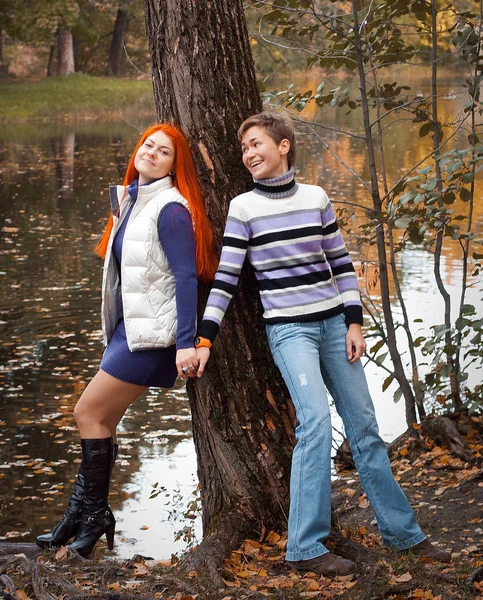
0,73,155,122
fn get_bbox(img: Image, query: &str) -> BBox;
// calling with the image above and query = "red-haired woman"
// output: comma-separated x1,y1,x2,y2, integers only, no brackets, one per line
35,124,217,557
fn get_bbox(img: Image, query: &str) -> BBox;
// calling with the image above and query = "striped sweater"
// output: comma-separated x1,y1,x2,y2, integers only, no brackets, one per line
198,182,362,342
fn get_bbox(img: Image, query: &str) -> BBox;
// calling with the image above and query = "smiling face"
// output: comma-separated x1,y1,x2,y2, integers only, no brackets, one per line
241,126,290,180
134,130,176,185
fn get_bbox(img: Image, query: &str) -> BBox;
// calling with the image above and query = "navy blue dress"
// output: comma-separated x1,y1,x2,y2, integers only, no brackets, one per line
100,180,197,388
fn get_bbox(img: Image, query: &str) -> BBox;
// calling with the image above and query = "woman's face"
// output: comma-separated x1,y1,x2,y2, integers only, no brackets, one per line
134,130,176,185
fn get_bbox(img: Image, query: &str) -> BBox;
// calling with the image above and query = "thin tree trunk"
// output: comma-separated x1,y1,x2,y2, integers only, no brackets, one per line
430,0,461,409
352,0,418,427
366,26,426,420
144,0,296,567
47,30,59,77
58,28,75,76
455,0,482,388
107,4,129,76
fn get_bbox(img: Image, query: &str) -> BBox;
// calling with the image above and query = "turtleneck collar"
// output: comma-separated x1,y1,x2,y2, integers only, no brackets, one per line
253,167,299,198
127,175,173,201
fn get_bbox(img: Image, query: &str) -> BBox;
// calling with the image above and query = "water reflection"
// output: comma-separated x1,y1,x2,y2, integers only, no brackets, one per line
0,123,200,558
0,77,481,557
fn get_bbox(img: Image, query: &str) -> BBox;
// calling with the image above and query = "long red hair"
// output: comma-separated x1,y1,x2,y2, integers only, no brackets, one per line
95,123,217,283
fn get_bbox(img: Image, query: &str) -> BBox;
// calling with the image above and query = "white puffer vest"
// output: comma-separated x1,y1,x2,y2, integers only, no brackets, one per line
101,176,191,351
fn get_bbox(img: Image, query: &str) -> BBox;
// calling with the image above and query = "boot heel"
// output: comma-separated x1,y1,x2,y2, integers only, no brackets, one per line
106,522,115,550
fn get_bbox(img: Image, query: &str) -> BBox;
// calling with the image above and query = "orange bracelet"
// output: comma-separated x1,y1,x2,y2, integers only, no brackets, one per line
195,336,212,349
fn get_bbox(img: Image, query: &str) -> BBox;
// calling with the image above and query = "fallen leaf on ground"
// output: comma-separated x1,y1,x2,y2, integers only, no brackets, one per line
266,530,281,544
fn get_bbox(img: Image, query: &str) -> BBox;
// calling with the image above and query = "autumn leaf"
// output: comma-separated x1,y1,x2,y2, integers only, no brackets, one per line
304,579,321,591
108,582,120,590
358,495,370,509
133,562,149,576
266,530,281,544
395,572,412,583
55,546,69,561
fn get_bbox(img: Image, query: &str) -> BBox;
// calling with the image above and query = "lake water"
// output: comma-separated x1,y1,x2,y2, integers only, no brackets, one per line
0,70,481,558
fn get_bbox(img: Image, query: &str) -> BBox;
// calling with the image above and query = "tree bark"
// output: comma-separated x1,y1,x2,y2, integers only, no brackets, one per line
107,4,129,77
58,28,75,76
144,0,296,565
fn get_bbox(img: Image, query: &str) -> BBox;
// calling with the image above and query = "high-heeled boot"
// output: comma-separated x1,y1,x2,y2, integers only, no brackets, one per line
67,437,116,557
35,464,85,548
35,443,118,549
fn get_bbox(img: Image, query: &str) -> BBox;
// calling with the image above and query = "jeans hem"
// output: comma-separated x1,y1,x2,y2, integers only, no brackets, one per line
286,547,329,562
383,531,426,551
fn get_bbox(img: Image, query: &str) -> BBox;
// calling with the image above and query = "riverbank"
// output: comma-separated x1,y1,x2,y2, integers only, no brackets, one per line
1,412,482,599
0,74,155,123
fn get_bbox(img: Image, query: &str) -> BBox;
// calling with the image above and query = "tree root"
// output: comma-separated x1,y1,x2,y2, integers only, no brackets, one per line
32,564,56,600
180,518,252,588
328,530,379,563
0,575,16,595
152,573,200,596
0,542,42,559
37,564,80,596
470,565,483,583
421,416,475,463
0,555,33,576
66,595,158,600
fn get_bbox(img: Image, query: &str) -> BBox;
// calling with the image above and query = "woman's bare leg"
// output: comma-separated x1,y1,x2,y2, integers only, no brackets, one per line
73,370,148,439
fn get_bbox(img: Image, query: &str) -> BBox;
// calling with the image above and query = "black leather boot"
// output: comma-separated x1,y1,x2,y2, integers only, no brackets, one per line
35,442,118,549
35,464,85,548
68,437,116,557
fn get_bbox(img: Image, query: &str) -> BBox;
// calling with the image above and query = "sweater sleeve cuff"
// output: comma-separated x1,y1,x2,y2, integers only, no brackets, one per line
344,305,363,326
197,320,220,344
176,340,196,350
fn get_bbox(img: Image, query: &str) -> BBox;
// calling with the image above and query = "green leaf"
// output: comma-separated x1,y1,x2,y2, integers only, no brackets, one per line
443,191,456,205
399,190,417,204
375,352,388,366
423,178,437,191
417,166,432,175
462,171,474,183
382,374,394,392
462,303,476,315
393,387,403,403
419,122,432,137
394,216,411,229
370,339,385,354
460,187,472,201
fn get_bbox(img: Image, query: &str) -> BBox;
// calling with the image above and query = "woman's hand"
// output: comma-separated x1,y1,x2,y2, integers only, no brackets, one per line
176,348,199,380
196,347,211,377
346,323,367,363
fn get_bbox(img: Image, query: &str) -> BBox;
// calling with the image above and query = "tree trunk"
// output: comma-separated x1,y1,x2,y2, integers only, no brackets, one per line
0,30,7,79
47,29,58,77
58,28,75,76
351,0,418,427
107,4,129,77
144,0,296,567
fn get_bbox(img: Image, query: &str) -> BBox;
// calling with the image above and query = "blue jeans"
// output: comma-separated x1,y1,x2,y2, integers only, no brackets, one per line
266,314,425,561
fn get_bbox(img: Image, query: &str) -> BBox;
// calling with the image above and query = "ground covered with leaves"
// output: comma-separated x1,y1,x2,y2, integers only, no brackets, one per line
1,413,482,600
